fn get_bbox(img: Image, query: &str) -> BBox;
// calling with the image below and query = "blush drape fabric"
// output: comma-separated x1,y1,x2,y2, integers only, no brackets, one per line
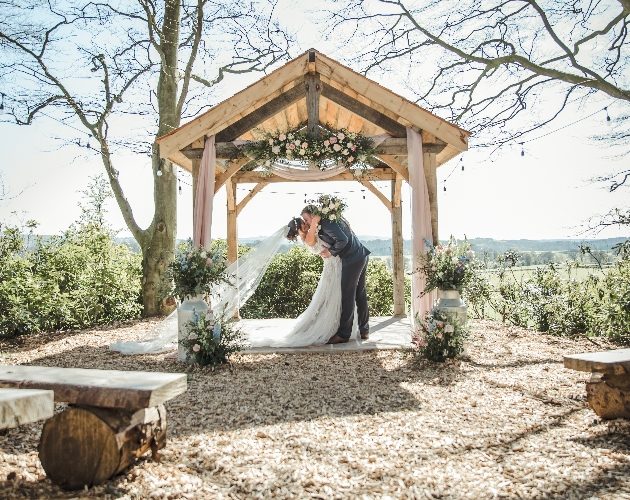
193,135,216,249
407,128,436,327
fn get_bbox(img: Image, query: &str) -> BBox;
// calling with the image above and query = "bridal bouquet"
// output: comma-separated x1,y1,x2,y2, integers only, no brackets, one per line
418,237,476,293
307,194,347,221
169,241,229,301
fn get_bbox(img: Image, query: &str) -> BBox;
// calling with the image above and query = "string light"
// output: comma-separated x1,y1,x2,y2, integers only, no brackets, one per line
605,106,611,123
460,157,464,171
0,93,4,111
520,143,525,157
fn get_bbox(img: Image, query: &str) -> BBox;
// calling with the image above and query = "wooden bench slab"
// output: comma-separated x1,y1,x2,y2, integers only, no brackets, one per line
564,348,630,375
0,365,187,410
0,388,54,430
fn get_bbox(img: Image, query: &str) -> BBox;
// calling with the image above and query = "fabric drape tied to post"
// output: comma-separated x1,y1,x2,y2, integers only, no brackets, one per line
193,135,216,249
407,128,436,327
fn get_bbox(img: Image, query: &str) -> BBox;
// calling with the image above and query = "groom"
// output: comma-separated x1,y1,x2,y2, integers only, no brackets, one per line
301,206,371,344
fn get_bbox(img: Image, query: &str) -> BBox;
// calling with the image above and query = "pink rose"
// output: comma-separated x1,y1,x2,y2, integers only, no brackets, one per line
329,136,338,144
289,143,296,150
301,142,308,148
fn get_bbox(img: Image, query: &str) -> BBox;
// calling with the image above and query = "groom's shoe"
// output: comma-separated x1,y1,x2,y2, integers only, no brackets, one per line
327,335,349,345
360,331,369,340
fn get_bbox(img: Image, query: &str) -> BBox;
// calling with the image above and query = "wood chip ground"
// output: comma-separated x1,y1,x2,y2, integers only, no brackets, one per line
1,319,629,499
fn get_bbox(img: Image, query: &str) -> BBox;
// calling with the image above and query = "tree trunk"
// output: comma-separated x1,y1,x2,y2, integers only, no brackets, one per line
141,0,181,316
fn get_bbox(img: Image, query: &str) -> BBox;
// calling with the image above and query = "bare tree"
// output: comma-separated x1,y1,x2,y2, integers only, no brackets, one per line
332,0,629,149
0,0,291,315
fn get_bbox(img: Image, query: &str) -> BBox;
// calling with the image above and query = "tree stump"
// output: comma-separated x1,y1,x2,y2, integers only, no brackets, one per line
38,404,166,490
586,373,630,419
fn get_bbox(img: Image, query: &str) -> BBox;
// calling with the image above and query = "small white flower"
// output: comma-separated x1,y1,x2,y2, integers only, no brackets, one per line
323,140,330,147
192,343,201,352
337,132,345,140
301,142,308,148
444,324,454,333
299,149,306,155
294,139,301,146
342,149,349,155
330,214,337,220
268,138,274,145
279,133,287,141
333,144,342,152
271,146,281,154
288,133,294,139
322,207,329,213
200,251,207,258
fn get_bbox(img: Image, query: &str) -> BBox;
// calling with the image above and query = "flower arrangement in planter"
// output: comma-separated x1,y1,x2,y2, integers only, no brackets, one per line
418,237,476,293
180,312,245,367
244,126,375,171
168,241,229,301
305,194,347,221
414,306,468,362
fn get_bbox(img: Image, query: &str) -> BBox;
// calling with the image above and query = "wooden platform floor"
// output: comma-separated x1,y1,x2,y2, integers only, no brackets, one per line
241,316,412,354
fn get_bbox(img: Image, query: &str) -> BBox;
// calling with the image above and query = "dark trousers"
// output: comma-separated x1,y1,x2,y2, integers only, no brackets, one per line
336,256,369,339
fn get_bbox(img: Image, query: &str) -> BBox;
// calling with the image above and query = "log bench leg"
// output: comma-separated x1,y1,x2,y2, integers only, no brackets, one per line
38,404,167,490
586,373,630,419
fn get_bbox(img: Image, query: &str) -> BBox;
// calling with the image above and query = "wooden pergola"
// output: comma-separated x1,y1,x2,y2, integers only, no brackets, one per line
157,49,469,316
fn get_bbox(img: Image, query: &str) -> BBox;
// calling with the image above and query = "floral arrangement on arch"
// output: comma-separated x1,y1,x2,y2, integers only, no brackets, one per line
414,307,468,362
168,241,229,301
244,126,375,171
180,312,245,367
417,237,477,293
305,194,347,222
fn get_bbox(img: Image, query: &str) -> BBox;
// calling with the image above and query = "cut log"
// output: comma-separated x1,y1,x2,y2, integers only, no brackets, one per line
0,388,54,430
38,404,166,490
586,373,630,419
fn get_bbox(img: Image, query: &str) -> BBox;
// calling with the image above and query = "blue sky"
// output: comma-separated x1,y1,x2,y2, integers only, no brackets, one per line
1,0,628,241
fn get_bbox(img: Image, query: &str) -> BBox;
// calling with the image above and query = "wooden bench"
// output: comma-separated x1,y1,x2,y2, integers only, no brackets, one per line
0,365,187,490
0,388,54,430
564,348,630,419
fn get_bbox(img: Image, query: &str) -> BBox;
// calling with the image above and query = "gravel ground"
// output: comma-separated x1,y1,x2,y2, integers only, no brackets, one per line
1,319,629,499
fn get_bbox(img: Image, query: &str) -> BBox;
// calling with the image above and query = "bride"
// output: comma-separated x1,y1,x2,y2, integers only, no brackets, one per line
110,214,357,354
244,214,358,347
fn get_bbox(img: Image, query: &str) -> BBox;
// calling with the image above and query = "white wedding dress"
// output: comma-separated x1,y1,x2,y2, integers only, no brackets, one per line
110,229,357,355
243,237,358,348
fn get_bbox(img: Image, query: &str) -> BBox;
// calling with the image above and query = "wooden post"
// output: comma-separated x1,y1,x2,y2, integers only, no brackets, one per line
305,73,321,138
226,178,237,265
423,152,439,245
191,158,200,215
391,177,405,316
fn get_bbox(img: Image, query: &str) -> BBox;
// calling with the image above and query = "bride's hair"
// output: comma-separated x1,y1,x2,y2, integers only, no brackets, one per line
286,217,303,241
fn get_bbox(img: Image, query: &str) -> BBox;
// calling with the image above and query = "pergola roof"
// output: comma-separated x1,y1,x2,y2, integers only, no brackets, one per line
157,49,470,173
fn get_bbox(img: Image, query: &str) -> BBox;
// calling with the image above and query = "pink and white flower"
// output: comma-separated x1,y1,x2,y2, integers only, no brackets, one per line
329,136,338,144
301,142,308,148
337,132,345,140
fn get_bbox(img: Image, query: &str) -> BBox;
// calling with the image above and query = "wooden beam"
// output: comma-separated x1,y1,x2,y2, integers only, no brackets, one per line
182,138,444,160
236,182,267,216
305,74,321,138
214,81,307,142
321,82,407,137
214,159,248,194
423,152,439,245
233,168,397,184
391,179,405,316
357,179,392,212
378,155,409,182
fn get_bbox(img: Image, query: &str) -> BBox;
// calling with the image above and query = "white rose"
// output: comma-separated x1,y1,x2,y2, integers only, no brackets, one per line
299,149,306,155
268,138,274,145
279,133,286,141
342,149,349,155
200,251,207,258
323,140,330,147
192,344,201,352
294,139,301,145
301,142,308,148
272,146,281,154
347,142,354,148
337,132,345,140
288,133,294,139
330,214,337,220
333,144,342,152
